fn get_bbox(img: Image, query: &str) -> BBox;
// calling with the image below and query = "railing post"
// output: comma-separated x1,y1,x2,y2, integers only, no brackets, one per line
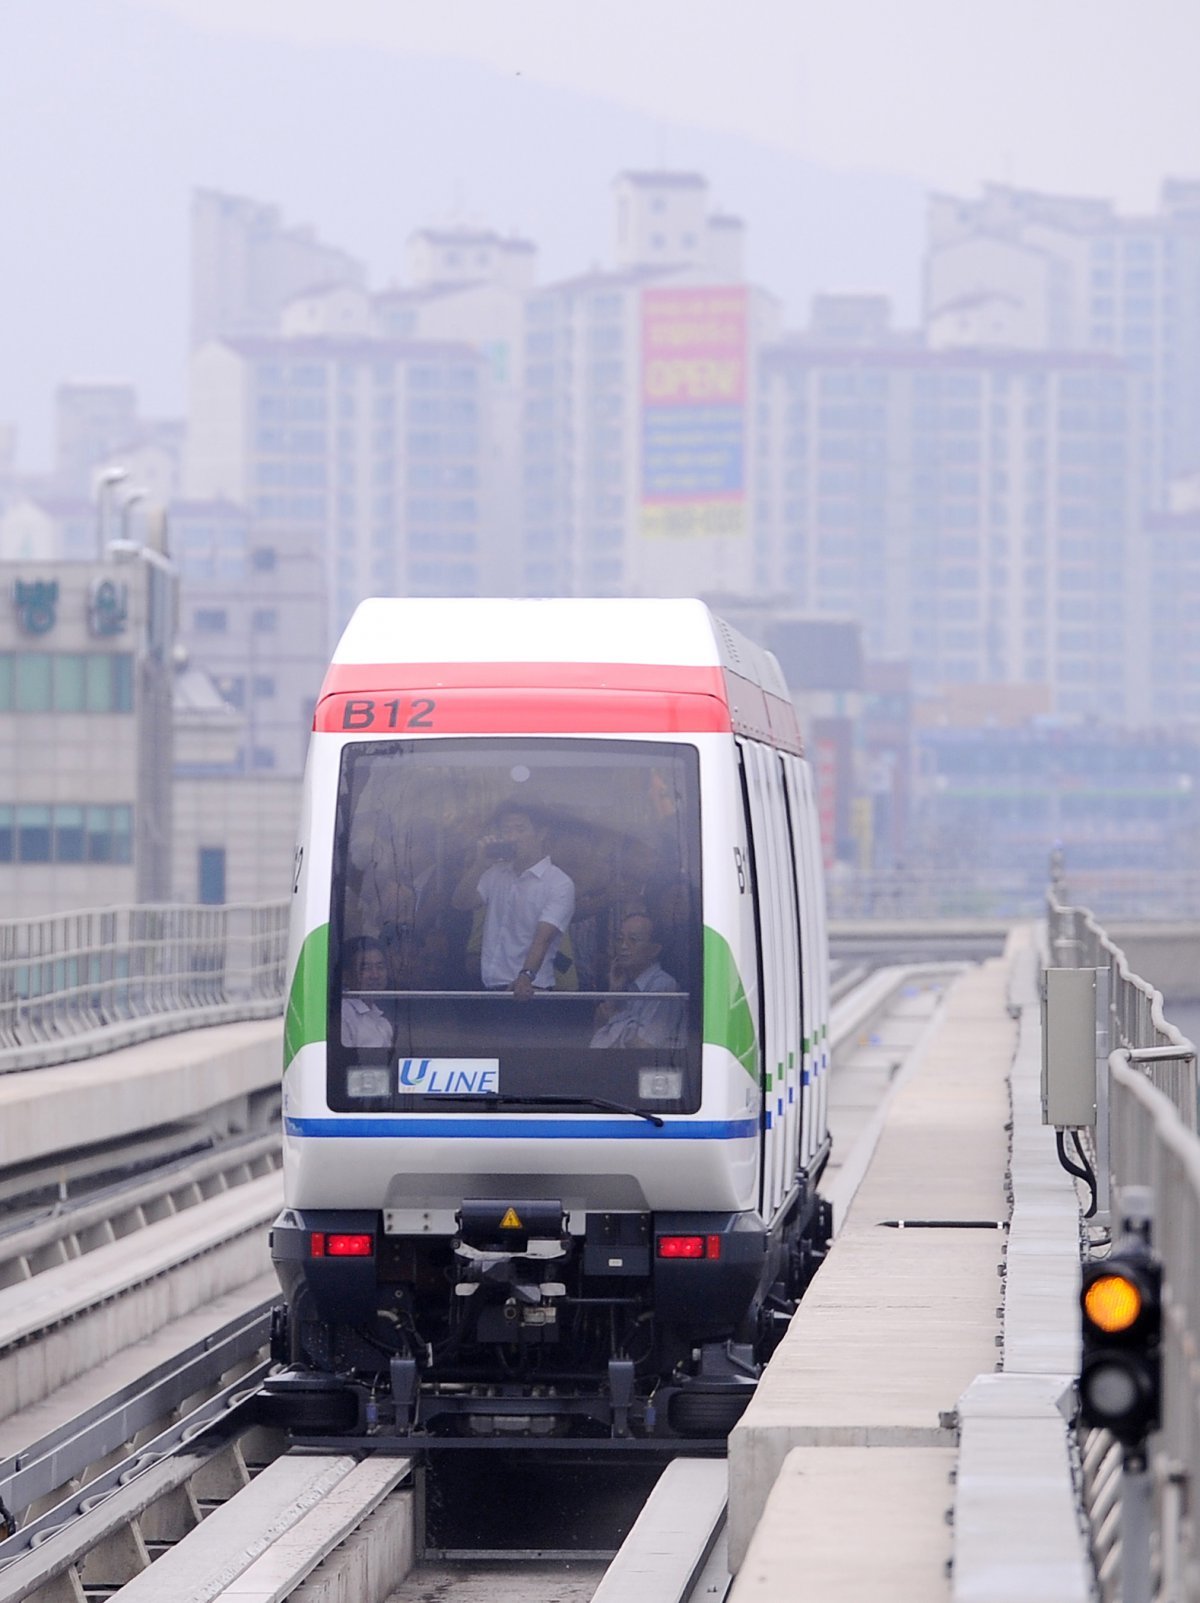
1095,966,1112,1225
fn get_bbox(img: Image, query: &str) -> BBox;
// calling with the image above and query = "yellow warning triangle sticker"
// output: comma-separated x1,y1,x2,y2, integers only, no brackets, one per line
499,1206,523,1230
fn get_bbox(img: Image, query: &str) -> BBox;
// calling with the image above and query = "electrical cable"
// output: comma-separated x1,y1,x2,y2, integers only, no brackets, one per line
1070,1130,1099,1220
1056,1129,1098,1218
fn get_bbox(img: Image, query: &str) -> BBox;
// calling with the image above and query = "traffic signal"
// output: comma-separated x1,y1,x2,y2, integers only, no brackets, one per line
1079,1244,1162,1446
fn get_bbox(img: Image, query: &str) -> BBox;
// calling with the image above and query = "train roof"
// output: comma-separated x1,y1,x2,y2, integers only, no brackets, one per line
322,598,802,752
334,598,786,691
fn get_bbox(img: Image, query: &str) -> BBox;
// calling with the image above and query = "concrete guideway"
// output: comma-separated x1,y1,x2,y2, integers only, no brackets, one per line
0,1018,282,1173
108,1453,414,1603
0,1172,280,1421
728,928,1092,1600
590,1457,728,1602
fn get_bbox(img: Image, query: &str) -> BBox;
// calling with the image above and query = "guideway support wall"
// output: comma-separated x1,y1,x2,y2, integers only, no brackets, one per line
0,1018,282,1171
728,928,1092,1600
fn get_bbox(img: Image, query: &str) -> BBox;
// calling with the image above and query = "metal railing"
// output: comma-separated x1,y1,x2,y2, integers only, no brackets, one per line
1047,877,1200,1601
832,864,1200,922
1047,884,1198,1126
0,902,289,1073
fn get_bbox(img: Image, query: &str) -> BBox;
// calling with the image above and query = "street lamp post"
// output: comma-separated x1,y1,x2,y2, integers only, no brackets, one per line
94,466,129,557
119,489,147,544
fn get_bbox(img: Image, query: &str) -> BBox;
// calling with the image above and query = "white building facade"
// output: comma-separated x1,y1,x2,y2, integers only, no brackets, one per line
755,343,1146,720
926,180,1200,509
522,172,780,600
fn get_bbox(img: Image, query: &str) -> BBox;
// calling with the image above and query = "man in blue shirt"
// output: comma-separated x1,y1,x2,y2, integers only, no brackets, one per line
590,913,685,1049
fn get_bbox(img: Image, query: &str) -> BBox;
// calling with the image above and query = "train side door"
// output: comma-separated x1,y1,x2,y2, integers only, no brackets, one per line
782,753,821,1170
738,739,803,1221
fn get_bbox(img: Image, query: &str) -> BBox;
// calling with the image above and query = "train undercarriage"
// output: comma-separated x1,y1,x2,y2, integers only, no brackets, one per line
265,1153,831,1446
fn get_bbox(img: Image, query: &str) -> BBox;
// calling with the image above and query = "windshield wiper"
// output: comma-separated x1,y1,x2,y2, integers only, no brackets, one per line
482,1093,664,1128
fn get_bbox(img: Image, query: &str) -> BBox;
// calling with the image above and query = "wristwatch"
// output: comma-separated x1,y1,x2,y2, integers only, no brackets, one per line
518,967,536,981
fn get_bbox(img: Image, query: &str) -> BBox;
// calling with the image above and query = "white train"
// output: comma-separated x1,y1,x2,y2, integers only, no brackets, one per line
269,597,831,1440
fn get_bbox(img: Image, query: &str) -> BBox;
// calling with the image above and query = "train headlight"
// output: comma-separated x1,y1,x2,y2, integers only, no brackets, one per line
639,1069,682,1100
346,1067,391,1098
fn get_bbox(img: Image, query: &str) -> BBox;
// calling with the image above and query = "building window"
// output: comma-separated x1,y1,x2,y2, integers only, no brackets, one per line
251,546,278,572
88,805,133,864
252,675,276,699
15,655,51,712
52,655,86,712
252,608,277,633
54,806,85,863
194,609,228,634
0,653,133,714
252,746,276,770
16,805,51,863
198,846,226,905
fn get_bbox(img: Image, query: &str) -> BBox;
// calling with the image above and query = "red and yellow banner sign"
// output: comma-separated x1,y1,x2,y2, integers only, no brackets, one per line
640,286,747,539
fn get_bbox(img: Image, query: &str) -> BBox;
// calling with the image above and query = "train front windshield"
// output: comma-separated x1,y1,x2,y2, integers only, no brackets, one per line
328,738,703,1115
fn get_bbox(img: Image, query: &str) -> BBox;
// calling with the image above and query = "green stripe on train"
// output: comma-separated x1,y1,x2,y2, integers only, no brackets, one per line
283,923,329,1071
285,922,759,1084
703,925,758,1084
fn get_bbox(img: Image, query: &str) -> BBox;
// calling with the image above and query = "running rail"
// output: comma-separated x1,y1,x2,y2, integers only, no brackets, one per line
0,900,288,1072
1047,879,1200,1600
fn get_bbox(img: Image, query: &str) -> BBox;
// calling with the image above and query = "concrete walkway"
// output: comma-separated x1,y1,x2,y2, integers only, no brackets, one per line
727,931,1092,1600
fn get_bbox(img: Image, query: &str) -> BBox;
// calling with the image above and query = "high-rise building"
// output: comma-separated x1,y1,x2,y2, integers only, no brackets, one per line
1145,508,1200,726
926,180,1200,508
171,499,326,777
190,189,366,348
54,382,138,497
522,172,778,599
755,340,1145,720
184,333,494,647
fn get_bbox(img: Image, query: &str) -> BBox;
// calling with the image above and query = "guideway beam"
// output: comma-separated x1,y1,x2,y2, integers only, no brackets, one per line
110,1452,413,1602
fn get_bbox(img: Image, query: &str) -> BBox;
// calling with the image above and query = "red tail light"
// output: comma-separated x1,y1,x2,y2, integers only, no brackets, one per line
328,1233,374,1257
310,1232,374,1258
657,1234,722,1260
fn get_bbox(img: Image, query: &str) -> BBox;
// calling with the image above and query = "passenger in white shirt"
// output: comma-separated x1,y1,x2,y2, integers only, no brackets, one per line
340,938,393,1048
452,804,575,999
590,914,685,1049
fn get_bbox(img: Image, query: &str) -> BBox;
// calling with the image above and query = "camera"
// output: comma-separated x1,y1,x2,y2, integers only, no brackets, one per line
484,839,517,860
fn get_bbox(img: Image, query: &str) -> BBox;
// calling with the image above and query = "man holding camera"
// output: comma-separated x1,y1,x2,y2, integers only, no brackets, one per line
452,803,575,998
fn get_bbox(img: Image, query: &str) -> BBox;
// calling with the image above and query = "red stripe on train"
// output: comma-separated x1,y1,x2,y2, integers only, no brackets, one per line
312,687,733,736
312,662,802,750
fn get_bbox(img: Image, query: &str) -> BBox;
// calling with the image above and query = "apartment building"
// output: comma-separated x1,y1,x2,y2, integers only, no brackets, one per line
171,498,326,777
755,340,1145,720
191,188,365,348
184,333,494,646
926,180,1200,508
522,172,781,599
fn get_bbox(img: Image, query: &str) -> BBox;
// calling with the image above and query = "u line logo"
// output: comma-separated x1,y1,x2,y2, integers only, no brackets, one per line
399,1058,500,1095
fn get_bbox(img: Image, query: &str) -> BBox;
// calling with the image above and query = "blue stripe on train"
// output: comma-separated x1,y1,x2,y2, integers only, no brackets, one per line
286,1116,759,1141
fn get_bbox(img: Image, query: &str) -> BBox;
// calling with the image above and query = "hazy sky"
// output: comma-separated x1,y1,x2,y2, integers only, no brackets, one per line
135,0,1197,208
3,0,1195,468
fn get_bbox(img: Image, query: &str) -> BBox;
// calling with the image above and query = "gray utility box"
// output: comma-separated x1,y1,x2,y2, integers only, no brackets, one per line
1042,967,1098,1128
